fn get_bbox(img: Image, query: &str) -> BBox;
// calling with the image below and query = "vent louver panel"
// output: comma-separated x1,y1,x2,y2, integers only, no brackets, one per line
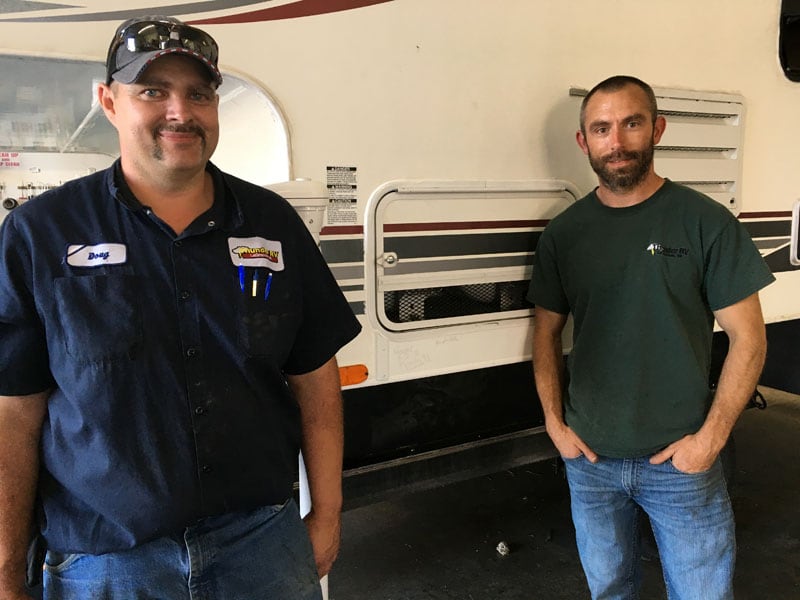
655,91,744,213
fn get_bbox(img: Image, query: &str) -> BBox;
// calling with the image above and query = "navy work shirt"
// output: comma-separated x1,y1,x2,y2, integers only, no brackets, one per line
0,161,361,554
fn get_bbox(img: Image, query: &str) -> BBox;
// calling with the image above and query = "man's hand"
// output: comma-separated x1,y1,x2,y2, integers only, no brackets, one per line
303,508,341,578
649,433,719,473
546,420,598,462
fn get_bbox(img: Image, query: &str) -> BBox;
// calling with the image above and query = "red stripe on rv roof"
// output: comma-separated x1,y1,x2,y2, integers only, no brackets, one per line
189,0,394,24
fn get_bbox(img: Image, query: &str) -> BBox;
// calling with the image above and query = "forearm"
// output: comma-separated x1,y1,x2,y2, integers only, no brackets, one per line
287,358,344,577
699,329,766,454
0,392,48,596
299,417,343,518
532,308,597,460
532,315,567,426
288,358,344,517
695,293,768,456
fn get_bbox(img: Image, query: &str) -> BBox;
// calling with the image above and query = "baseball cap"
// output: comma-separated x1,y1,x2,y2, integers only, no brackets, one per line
105,16,222,86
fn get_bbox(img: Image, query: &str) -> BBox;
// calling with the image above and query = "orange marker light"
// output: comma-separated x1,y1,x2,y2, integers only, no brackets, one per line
339,364,368,387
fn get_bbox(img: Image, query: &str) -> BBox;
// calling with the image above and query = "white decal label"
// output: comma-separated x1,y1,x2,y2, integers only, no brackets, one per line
66,243,127,267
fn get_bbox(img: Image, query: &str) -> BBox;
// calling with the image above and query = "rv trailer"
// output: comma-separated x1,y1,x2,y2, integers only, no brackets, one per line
1,0,800,506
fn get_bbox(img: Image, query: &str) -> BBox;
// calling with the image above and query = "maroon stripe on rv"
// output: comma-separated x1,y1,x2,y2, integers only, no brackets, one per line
738,211,792,219
190,0,394,24
383,220,551,232
320,225,364,236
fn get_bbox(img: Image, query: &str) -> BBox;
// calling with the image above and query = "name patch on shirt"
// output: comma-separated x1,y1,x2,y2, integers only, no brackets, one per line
229,237,285,270
66,243,127,267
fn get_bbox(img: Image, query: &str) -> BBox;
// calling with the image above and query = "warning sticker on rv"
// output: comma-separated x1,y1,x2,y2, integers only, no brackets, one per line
0,152,21,168
327,166,358,224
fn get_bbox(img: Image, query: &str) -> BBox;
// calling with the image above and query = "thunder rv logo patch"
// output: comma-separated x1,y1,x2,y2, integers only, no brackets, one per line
646,242,689,258
228,236,284,270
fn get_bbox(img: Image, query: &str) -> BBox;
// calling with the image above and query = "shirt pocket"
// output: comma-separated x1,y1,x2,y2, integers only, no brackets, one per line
237,294,301,362
54,274,143,363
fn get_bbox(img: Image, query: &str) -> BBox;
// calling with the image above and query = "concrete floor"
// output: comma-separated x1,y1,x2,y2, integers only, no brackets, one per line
332,387,800,600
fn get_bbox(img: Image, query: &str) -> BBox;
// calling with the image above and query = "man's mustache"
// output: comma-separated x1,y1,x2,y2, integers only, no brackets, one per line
602,150,640,164
155,125,206,139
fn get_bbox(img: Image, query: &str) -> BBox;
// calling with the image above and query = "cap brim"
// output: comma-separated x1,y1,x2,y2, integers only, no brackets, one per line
111,47,222,86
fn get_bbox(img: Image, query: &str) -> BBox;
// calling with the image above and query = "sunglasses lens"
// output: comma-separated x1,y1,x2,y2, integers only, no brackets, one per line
109,21,218,77
177,30,218,62
125,24,166,51
130,23,217,61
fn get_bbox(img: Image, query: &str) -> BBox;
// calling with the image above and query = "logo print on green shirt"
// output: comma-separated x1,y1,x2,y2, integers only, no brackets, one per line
646,242,689,258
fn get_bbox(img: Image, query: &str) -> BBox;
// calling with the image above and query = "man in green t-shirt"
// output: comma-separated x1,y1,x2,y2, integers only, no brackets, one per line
529,75,774,600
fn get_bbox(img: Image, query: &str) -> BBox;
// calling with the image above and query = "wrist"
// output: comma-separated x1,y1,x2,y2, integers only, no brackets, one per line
305,496,342,519
693,426,728,457
544,414,566,431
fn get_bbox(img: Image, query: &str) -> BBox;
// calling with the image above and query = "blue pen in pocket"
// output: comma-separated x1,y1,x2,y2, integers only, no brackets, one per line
264,272,273,301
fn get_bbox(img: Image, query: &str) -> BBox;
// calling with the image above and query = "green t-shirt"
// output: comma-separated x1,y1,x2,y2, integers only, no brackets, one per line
529,180,775,457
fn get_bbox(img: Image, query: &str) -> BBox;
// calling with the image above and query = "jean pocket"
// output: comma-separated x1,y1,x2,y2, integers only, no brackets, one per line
44,550,83,573
665,457,715,476
561,454,586,462
254,498,292,524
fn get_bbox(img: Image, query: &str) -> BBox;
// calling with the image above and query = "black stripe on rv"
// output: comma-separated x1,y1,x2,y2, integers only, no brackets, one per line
320,239,363,264
384,232,541,259
761,247,798,273
740,218,798,273
742,221,791,238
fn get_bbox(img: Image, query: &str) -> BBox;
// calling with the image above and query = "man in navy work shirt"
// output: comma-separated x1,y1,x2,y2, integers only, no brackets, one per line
0,16,360,600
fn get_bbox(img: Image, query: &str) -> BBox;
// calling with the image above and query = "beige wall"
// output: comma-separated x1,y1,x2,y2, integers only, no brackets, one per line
0,1,796,210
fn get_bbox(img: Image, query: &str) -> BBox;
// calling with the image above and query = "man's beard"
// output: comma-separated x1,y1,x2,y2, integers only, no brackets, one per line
588,143,654,193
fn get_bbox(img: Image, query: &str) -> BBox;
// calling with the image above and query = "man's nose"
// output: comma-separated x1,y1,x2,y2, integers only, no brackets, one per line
608,125,624,150
165,95,192,120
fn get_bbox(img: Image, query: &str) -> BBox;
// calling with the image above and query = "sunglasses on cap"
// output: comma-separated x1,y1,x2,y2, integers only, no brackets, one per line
105,18,221,85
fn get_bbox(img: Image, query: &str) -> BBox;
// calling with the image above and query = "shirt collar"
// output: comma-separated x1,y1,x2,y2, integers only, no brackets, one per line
106,159,244,232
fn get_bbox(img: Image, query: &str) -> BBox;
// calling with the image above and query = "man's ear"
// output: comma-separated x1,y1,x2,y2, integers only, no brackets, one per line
575,130,589,156
97,83,118,126
652,115,667,145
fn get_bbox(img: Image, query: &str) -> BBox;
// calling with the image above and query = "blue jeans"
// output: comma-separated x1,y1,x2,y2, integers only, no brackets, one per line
42,499,322,600
564,455,735,600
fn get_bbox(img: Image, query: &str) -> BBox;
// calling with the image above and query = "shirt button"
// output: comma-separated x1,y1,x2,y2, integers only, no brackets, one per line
201,465,212,474
186,347,197,358
194,406,206,415
179,290,191,300
207,220,216,227
174,241,183,247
